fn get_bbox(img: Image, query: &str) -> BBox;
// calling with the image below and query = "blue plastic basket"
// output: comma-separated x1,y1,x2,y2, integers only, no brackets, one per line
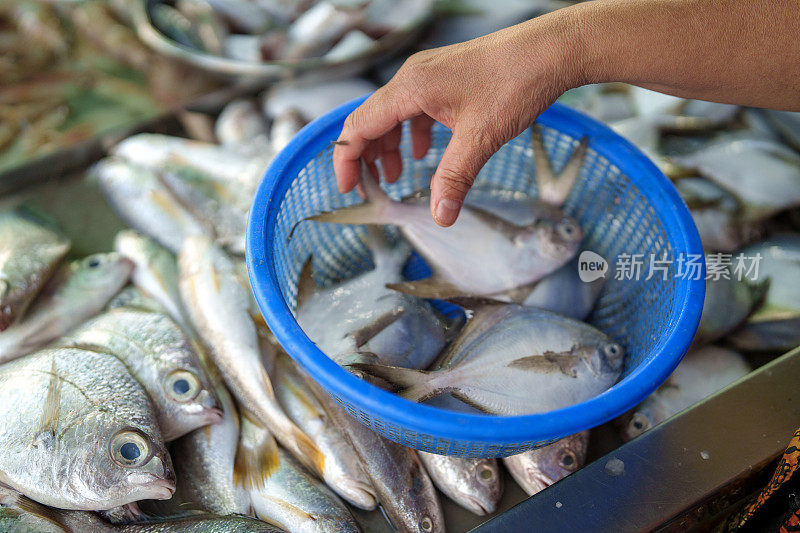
247,96,705,458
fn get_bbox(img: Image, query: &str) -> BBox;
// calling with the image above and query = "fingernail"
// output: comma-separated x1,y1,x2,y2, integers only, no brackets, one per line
434,198,461,226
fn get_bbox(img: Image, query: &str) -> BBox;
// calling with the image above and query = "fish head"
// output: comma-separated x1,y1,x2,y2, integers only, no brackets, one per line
62,424,175,509
513,432,589,495
68,253,134,297
521,216,583,263
622,410,654,441
159,363,224,439
113,229,148,258
587,341,626,377
463,458,503,515
620,393,673,441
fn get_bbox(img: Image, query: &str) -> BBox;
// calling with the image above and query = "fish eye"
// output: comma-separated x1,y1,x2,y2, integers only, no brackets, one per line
165,370,201,402
477,464,496,484
110,430,151,468
602,342,623,359
556,220,581,242
419,516,433,532
84,256,103,269
559,450,578,471
629,413,651,435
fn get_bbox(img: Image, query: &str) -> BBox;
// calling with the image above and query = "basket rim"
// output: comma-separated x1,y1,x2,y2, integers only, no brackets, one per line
247,94,706,447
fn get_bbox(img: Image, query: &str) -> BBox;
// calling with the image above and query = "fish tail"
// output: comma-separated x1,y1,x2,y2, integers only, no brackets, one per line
287,423,327,478
234,416,281,491
350,363,440,403
532,124,588,207
297,161,394,232
260,366,327,477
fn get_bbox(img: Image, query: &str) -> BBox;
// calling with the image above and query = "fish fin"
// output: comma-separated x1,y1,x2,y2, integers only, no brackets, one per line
287,423,326,478
290,160,393,239
507,348,582,378
296,256,316,309
0,487,72,529
550,136,588,204
532,125,556,196
385,277,469,301
349,363,441,402
234,417,280,491
38,358,62,441
532,125,587,207
387,279,508,312
346,307,408,349
451,391,497,414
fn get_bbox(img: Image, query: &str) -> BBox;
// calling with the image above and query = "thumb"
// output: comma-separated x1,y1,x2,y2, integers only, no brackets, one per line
430,129,499,227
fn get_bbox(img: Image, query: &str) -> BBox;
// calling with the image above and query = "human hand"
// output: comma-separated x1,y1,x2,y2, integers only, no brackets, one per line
332,8,585,226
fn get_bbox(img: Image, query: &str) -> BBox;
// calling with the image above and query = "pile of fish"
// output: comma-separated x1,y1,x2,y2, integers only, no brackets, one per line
4,26,800,531
0,0,218,173
150,0,427,64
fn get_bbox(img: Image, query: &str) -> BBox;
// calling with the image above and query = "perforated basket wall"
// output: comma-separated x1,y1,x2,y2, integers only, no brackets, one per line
248,98,704,457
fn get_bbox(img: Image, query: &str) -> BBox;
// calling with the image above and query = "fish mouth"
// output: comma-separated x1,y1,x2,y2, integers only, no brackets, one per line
143,477,176,500
340,481,378,511
204,406,225,424
464,496,495,516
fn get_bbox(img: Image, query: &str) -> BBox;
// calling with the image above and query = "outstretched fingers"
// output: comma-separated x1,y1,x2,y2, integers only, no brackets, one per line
333,84,422,193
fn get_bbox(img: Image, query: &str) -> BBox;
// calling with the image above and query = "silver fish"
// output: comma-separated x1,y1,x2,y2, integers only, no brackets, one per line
269,108,306,153
297,229,449,369
0,206,70,330
675,177,762,252
418,452,502,515
520,257,604,320
272,353,377,510
282,2,366,60
162,378,251,516
622,346,750,441
159,160,250,255
107,286,166,314
303,375,445,533
60,309,223,441
0,348,174,510
462,188,565,228
111,134,270,195
307,162,582,297
214,99,270,152
324,29,375,62
0,486,280,532
113,230,191,330
236,417,361,533
178,235,325,478
692,259,768,348
354,302,624,415
726,236,800,352
502,431,589,496
92,158,207,254
0,253,133,363
671,137,800,222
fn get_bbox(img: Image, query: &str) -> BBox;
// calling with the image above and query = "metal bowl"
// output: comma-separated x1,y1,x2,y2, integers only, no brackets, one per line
131,0,433,82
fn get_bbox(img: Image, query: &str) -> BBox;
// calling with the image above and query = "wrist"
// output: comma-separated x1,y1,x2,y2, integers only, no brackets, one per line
508,3,603,96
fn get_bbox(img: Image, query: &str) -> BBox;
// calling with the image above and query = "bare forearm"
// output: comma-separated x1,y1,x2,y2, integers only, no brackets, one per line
566,0,800,110
334,0,799,227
